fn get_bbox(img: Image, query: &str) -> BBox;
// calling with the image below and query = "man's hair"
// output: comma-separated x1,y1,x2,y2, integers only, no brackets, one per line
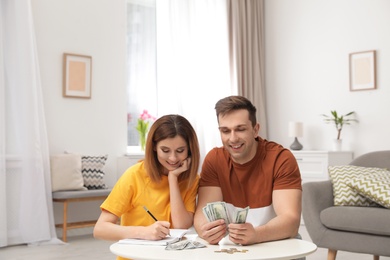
215,95,257,126
144,114,200,187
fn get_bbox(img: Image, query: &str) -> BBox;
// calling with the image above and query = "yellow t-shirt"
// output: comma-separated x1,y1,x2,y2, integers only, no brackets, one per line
101,161,199,260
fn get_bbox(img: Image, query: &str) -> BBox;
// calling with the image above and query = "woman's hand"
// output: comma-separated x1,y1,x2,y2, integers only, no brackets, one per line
142,221,171,240
168,157,191,178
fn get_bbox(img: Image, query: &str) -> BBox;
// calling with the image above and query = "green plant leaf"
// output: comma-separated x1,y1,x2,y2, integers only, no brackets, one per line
321,110,358,140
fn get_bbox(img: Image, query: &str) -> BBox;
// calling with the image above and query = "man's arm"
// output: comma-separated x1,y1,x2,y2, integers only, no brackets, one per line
228,189,302,245
194,186,227,244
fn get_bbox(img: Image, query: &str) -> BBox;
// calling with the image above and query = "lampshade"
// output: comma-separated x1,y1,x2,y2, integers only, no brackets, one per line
289,122,303,137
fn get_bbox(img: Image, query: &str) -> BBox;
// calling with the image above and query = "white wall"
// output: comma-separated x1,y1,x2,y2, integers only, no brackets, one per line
32,0,127,236
32,0,127,188
265,0,390,158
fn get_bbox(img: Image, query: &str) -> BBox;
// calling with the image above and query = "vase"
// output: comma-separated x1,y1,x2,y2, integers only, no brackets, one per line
333,139,342,151
139,133,146,151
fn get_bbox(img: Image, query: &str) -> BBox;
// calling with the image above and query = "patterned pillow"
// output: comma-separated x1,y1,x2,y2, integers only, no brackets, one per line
81,155,108,189
346,171,390,209
328,165,387,206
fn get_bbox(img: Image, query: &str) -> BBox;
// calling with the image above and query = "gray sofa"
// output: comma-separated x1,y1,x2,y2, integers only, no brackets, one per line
302,150,390,260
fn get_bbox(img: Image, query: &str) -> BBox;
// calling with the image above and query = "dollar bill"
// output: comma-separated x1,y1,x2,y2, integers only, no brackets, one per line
210,201,230,224
165,240,206,250
202,202,249,224
234,206,249,224
202,205,212,222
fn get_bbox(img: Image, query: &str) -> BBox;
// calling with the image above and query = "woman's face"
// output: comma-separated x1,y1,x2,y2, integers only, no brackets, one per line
156,135,189,173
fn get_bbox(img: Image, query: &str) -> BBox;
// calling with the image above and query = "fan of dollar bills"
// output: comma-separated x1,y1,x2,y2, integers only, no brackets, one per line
202,201,249,224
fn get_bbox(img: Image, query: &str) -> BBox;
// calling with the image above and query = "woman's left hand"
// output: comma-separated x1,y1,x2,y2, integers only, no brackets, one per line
169,157,191,178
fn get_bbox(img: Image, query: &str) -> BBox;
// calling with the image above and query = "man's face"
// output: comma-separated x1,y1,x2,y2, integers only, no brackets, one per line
218,109,259,164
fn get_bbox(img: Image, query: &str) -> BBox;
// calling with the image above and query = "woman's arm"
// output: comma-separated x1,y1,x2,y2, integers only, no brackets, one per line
93,209,170,241
168,158,195,229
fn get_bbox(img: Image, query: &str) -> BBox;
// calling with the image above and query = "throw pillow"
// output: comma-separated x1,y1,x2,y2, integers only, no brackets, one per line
50,154,85,192
328,165,387,207
81,155,108,189
346,171,390,209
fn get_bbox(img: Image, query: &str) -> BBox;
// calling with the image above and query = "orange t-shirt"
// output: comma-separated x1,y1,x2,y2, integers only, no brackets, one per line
199,137,301,208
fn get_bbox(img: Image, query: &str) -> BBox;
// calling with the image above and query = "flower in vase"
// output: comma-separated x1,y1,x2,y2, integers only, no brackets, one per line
135,110,156,151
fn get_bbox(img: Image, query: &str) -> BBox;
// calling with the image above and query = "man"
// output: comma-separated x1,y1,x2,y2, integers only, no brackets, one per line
194,95,302,245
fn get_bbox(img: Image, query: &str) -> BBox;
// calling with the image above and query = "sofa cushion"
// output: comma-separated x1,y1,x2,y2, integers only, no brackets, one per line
50,154,86,192
328,165,386,207
346,170,390,209
81,155,108,190
320,206,390,236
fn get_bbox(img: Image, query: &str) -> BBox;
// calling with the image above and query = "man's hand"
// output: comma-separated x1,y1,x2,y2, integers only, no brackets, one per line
228,222,257,245
198,219,227,245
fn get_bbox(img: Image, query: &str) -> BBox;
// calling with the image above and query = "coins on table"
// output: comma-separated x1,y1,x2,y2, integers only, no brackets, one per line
214,248,249,254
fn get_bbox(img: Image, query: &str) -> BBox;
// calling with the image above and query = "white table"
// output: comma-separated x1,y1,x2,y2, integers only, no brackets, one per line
110,236,317,260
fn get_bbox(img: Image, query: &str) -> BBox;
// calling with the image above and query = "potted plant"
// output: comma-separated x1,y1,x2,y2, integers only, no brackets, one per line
321,110,358,150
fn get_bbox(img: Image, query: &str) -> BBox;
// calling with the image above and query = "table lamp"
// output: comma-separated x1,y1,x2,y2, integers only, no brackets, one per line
289,121,303,150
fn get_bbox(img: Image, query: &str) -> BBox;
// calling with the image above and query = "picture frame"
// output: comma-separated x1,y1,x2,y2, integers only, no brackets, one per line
349,50,376,91
63,53,92,98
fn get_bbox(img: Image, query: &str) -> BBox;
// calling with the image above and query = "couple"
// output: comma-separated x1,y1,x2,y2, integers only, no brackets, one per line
94,95,302,259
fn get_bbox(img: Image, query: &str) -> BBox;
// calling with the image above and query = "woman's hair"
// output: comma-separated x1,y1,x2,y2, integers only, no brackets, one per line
144,114,200,187
214,95,257,127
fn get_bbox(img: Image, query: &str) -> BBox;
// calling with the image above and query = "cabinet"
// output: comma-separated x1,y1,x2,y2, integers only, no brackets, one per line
290,150,353,183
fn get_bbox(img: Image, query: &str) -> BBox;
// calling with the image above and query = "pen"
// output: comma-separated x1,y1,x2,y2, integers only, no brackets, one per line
143,206,158,221
143,206,170,236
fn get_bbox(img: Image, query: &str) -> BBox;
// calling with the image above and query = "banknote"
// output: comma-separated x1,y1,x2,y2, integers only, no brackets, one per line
234,207,249,224
210,201,230,224
202,202,249,224
165,240,206,250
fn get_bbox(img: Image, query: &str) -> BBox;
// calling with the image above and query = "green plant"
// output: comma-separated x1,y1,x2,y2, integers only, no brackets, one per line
321,110,358,140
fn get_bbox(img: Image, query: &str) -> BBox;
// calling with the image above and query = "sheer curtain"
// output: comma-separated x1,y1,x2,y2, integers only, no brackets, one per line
228,0,267,138
156,0,234,159
0,0,59,246
126,0,158,146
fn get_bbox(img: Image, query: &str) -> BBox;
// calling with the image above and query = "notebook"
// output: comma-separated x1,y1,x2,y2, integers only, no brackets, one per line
117,229,188,246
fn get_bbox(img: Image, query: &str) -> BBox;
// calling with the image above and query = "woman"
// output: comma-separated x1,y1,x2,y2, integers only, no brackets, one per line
93,114,200,247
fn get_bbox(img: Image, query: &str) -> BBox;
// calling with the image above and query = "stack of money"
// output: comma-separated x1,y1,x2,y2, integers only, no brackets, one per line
202,201,249,224
165,240,206,250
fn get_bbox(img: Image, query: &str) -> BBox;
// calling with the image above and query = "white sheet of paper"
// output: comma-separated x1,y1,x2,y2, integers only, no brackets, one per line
118,229,188,246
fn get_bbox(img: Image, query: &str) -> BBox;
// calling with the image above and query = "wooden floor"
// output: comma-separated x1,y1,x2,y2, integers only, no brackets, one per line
0,225,389,260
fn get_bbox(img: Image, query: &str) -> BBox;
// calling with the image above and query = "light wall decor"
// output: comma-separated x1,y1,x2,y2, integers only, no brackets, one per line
63,53,92,98
349,50,376,91
289,121,303,151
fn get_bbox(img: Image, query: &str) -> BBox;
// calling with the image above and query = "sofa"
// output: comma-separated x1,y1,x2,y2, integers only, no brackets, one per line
302,150,390,260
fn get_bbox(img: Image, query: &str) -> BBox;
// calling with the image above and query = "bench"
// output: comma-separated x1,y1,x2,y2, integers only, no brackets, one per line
52,188,111,242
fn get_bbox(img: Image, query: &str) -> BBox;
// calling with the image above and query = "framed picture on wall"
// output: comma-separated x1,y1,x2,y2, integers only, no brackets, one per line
63,53,92,98
349,50,376,91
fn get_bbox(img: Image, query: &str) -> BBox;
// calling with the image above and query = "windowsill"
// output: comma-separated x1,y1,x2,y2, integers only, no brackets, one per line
126,146,145,156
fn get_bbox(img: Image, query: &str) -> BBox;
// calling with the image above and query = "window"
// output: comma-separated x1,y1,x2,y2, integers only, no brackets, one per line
126,0,157,147
126,0,233,156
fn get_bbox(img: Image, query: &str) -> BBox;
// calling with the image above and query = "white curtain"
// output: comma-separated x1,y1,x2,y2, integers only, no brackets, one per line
0,0,59,246
156,0,235,160
126,0,158,146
